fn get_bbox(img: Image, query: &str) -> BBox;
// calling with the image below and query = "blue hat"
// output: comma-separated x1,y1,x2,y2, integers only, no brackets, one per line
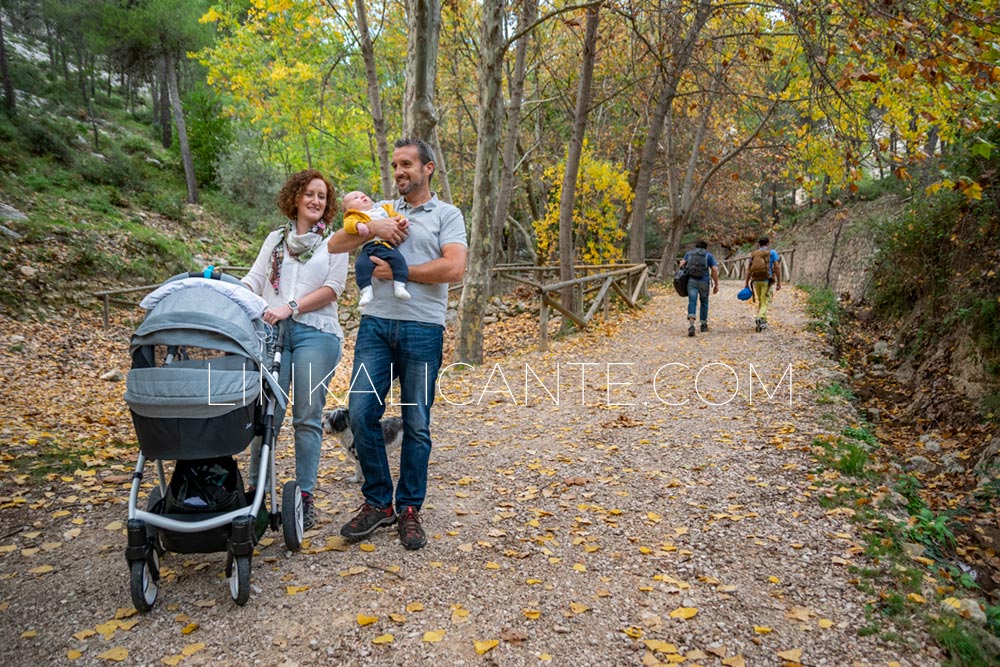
737,286,753,301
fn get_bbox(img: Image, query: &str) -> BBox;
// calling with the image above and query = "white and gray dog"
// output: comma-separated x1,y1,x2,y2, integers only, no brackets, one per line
321,407,404,483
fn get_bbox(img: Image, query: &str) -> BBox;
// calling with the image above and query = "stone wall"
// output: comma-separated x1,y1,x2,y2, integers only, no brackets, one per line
782,195,901,300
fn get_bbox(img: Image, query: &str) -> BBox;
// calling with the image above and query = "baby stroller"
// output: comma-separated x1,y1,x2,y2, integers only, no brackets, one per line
123,270,303,611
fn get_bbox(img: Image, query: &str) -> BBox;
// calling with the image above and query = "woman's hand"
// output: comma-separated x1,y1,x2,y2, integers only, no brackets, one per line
262,304,293,325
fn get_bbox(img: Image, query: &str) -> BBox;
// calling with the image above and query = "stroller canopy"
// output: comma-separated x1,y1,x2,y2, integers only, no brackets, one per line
125,275,285,421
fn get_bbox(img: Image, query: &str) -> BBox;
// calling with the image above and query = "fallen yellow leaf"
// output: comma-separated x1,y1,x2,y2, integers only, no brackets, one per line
523,609,541,620
181,643,205,657
818,618,833,629
754,626,773,634
67,650,82,661
97,647,128,662
405,601,424,612
669,607,698,619
474,639,499,655
907,593,926,604
28,565,54,574
777,648,803,661
359,543,375,552
180,622,199,635
569,602,590,614
643,639,678,653
372,634,394,644
622,626,643,639
422,629,445,643
21,629,37,638
285,585,310,595
357,614,378,627
160,655,183,666
721,656,746,667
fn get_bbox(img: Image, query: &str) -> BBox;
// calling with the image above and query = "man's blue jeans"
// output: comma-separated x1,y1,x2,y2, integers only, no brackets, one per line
349,315,444,510
252,319,342,495
687,277,710,322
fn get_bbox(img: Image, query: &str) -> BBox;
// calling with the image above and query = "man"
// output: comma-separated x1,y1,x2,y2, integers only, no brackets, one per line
743,236,781,332
679,239,719,337
327,138,467,550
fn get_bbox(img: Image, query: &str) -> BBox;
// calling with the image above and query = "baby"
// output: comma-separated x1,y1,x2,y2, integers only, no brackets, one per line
341,191,411,307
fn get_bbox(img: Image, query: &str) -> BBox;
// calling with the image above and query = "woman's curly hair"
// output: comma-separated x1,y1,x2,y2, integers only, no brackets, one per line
276,169,337,224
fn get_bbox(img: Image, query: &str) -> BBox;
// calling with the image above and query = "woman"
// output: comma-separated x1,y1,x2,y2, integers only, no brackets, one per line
242,169,348,530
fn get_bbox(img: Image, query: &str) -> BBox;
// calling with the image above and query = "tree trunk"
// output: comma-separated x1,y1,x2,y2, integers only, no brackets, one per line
627,1,712,264
493,0,537,269
158,55,171,149
456,0,505,365
165,52,198,204
354,0,393,196
0,15,15,117
431,127,453,202
558,4,600,315
402,0,441,142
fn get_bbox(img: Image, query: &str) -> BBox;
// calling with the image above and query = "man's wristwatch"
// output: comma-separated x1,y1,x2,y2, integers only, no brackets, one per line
287,300,299,316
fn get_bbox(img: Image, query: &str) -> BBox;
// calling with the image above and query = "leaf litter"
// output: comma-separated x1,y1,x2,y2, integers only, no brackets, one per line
0,286,939,665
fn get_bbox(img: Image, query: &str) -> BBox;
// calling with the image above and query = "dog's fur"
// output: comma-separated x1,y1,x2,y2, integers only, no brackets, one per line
321,407,404,483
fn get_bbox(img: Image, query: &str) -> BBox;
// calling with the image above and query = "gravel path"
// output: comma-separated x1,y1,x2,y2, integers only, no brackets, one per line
0,283,935,666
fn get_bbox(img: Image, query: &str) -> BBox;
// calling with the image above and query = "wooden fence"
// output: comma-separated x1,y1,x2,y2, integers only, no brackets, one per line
493,263,650,351
92,266,249,327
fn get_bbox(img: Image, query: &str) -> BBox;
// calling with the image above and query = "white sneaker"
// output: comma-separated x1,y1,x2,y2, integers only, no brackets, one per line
393,281,411,301
358,286,373,307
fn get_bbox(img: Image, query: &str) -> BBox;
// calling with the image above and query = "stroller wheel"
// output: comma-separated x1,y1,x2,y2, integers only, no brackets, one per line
229,555,251,606
129,551,159,612
281,481,303,552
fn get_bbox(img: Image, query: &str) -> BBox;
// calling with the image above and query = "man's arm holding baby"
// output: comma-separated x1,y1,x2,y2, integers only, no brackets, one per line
327,216,408,253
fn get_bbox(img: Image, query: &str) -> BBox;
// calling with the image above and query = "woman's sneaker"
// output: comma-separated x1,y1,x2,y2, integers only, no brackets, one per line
302,492,316,531
340,502,396,539
397,506,427,550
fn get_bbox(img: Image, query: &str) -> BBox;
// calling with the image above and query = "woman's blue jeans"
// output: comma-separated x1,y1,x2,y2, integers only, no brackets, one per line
687,277,710,322
349,315,444,510
252,319,342,495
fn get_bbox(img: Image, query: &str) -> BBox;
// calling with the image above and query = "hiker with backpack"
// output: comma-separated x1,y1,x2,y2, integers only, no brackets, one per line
744,236,782,332
679,239,719,337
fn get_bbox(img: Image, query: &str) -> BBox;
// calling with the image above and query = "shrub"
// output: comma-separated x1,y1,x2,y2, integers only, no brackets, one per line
17,116,75,164
213,132,282,219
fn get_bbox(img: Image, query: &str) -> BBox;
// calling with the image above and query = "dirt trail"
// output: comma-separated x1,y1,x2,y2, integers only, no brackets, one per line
0,283,935,666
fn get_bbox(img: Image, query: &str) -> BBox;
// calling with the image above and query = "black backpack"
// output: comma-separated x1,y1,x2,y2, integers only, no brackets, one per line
686,248,709,279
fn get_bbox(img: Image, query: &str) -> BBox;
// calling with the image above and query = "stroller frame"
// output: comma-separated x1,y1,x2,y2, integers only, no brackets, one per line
123,271,303,610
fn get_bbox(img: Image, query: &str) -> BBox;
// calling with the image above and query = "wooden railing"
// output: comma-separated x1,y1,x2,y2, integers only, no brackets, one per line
493,264,650,351
92,266,249,327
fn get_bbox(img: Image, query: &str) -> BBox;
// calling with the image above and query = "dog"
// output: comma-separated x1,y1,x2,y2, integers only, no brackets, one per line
321,407,404,483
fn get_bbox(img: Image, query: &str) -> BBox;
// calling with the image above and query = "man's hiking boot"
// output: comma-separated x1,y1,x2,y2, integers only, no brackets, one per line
340,502,395,540
700,322,709,333
688,324,696,337
301,492,316,531
397,506,427,550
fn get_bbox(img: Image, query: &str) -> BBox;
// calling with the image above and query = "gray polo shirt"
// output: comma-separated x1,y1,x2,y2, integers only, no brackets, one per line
362,194,467,326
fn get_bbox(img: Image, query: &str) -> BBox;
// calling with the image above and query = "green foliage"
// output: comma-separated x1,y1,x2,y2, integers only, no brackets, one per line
799,283,841,335
814,435,870,477
869,127,1000,396
16,115,76,163
212,130,282,222
905,507,956,550
816,381,855,404
932,617,1000,667
182,83,234,186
